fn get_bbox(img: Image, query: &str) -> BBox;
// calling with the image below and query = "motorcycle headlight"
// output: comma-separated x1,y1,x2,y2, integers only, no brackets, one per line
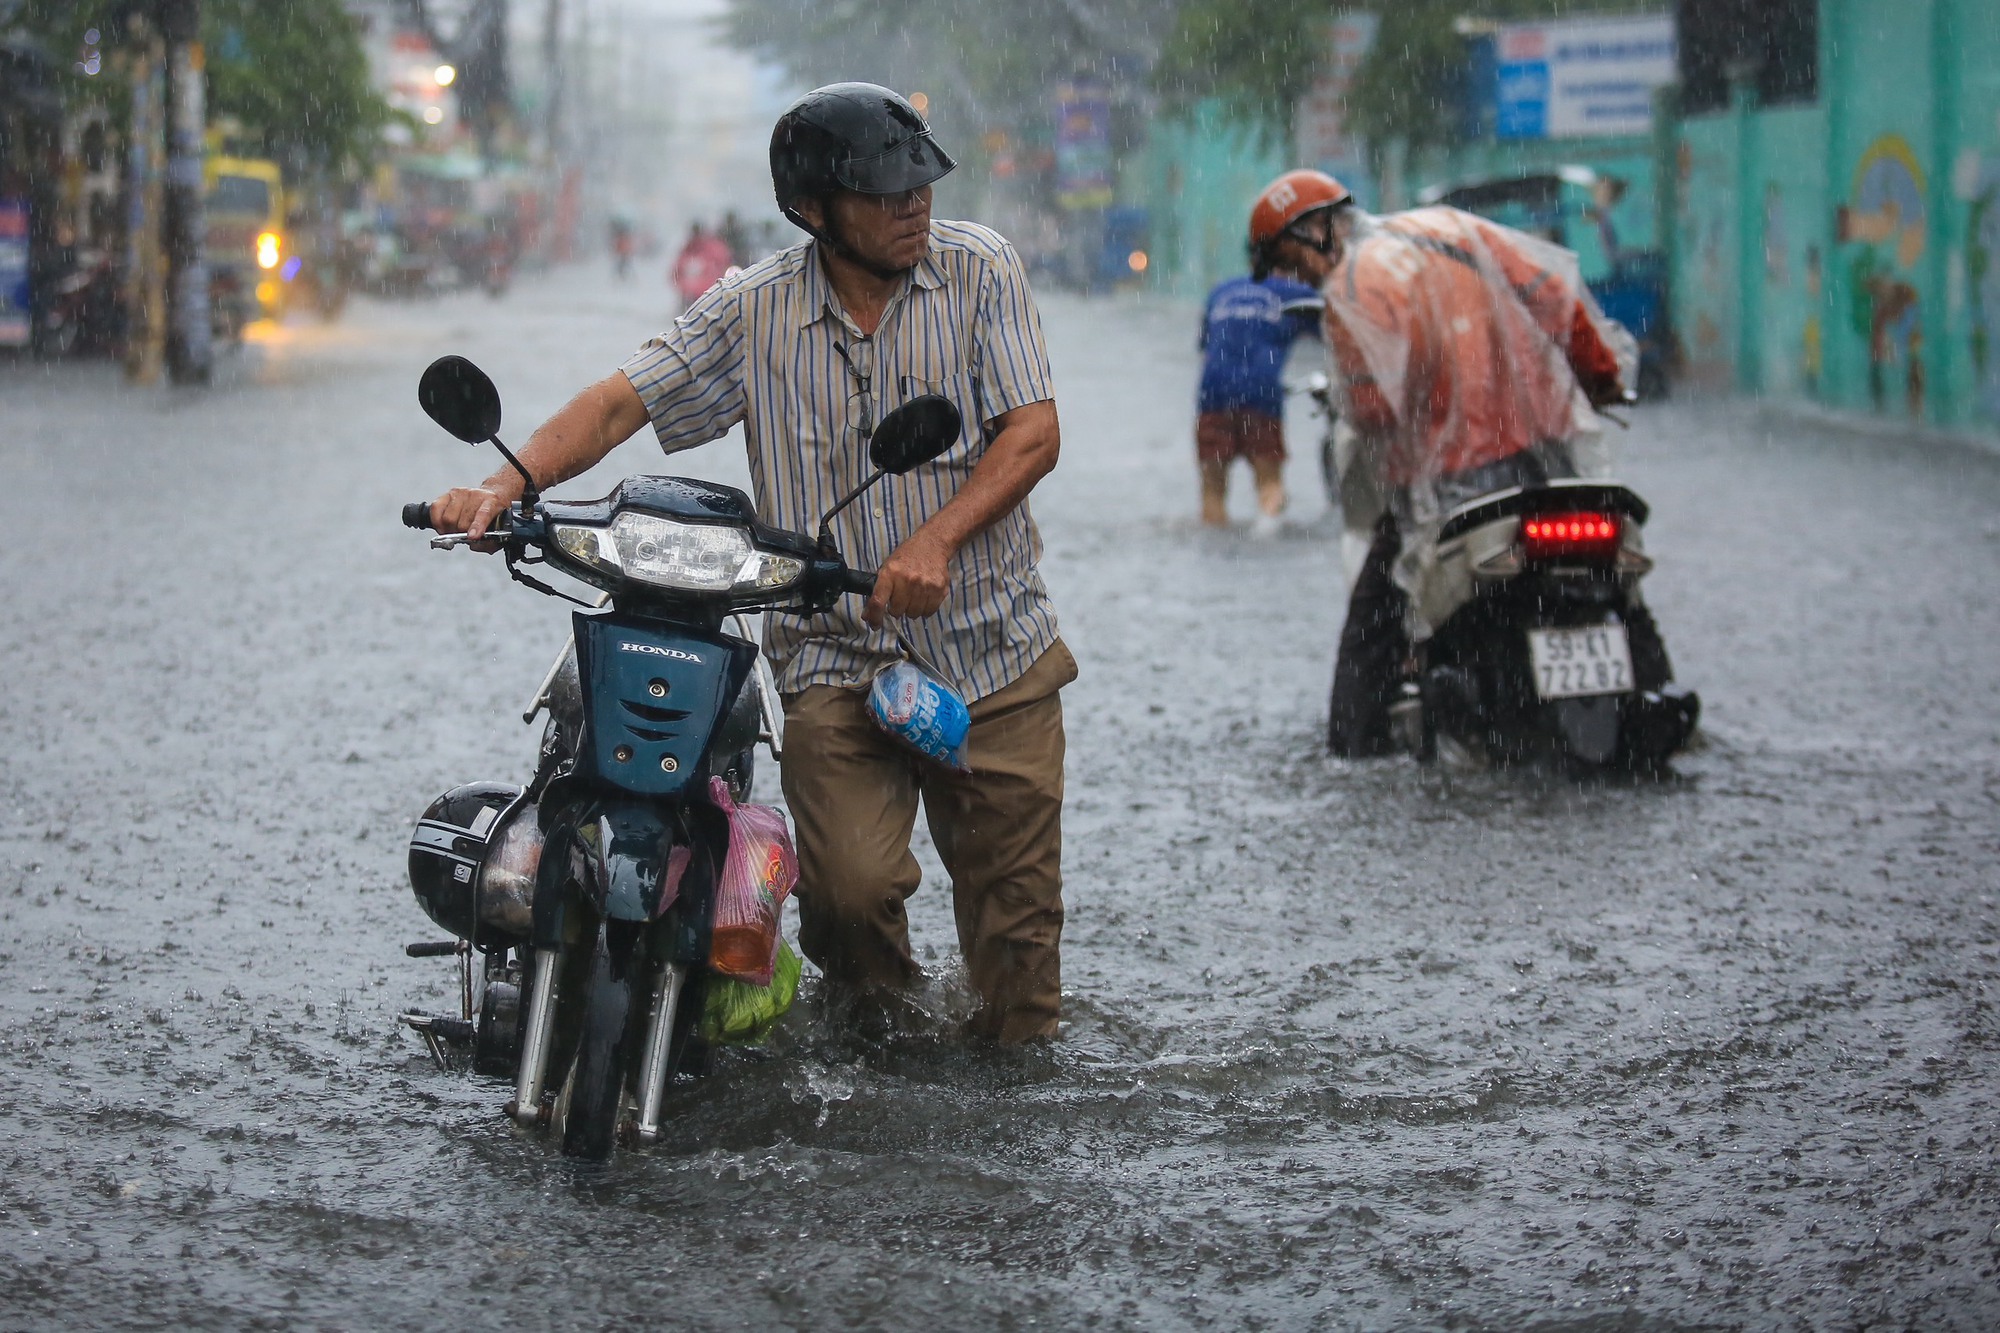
551,514,803,594
734,549,808,592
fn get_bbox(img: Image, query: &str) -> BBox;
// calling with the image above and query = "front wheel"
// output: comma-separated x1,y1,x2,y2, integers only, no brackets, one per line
560,928,639,1160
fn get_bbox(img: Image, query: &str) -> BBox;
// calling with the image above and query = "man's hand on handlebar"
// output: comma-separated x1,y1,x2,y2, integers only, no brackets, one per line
427,482,520,552
863,530,953,628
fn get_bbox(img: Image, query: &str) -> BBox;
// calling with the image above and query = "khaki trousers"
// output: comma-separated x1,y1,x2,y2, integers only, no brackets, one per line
780,640,1077,1044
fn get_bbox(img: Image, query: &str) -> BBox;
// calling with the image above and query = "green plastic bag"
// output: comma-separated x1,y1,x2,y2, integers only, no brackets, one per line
701,939,802,1044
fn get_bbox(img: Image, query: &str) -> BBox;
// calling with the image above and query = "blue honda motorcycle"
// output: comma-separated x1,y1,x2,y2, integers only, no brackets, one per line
397,355,958,1160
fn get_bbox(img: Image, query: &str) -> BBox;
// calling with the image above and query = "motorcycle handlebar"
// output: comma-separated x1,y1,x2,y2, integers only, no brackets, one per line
402,502,513,540
402,496,872,599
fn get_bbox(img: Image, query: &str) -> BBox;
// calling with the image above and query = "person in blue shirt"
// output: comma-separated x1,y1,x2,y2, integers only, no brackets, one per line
1195,171,1343,529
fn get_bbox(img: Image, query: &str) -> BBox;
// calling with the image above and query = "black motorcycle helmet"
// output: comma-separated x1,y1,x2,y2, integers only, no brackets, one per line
408,782,529,942
770,82,956,275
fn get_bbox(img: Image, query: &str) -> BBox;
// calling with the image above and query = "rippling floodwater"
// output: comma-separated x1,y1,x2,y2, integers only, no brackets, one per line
4,269,1999,1329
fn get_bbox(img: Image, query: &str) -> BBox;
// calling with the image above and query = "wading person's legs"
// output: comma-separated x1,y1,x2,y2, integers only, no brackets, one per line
1199,458,1231,526
1196,412,1240,526
1328,513,1408,756
919,642,1075,1044
1250,455,1287,518
782,686,926,992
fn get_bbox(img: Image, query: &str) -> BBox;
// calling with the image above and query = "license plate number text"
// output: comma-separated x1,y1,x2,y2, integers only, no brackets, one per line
1527,625,1634,700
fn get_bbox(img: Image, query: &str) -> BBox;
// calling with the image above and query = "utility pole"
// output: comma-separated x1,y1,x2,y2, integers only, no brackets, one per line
542,0,565,165
124,9,167,385
160,0,212,384
406,0,512,164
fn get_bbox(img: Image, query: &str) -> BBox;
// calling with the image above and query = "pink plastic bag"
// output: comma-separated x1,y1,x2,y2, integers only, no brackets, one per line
697,776,798,986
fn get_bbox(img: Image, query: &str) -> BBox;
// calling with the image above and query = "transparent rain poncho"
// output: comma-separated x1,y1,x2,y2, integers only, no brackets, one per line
1320,207,1638,634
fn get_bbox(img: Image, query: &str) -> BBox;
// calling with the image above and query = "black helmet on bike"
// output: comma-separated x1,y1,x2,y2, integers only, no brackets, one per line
408,783,541,942
770,82,955,270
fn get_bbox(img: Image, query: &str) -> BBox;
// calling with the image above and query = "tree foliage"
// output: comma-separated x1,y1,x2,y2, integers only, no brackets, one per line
721,0,1172,139
4,0,394,171
1152,0,1324,137
204,0,395,171
1157,0,1653,151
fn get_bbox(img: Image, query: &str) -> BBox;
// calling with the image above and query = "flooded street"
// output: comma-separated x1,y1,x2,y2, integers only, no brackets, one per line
4,263,2000,1330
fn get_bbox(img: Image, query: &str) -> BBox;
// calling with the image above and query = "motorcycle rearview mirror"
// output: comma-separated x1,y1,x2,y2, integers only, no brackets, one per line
868,394,962,475
417,354,538,507
418,355,502,442
816,394,963,555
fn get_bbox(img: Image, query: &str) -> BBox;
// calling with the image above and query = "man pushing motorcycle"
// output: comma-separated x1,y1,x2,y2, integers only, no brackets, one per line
1253,171,1637,756
427,84,1074,1044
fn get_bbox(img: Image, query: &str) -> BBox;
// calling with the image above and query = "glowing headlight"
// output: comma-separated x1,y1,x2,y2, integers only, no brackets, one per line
256,231,281,270
551,515,804,594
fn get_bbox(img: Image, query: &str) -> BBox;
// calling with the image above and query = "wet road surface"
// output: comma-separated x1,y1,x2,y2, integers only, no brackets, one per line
4,263,1999,1329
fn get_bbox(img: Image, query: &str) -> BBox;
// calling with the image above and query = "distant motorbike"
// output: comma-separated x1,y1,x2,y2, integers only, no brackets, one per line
1369,447,1700,771
209,266,251,348
1288,369,1341,509
397,355,959,1159
34,247,119,358
295,251,352,322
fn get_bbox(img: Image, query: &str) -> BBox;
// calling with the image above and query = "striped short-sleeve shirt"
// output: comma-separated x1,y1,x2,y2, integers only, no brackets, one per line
619,219,1061,702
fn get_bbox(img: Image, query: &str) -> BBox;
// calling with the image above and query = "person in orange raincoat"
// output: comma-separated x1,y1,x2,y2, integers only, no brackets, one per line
1314,198,1635,756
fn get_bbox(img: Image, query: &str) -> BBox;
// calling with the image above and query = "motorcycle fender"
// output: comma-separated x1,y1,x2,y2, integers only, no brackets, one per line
570,613,758,798
532,798,678,933
593,800,677,922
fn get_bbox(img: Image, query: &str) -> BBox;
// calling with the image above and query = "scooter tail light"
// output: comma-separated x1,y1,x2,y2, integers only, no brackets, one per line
1521,511,1621,562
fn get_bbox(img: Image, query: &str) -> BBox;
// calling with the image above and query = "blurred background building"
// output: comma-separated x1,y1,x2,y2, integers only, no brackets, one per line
5,0,1999,432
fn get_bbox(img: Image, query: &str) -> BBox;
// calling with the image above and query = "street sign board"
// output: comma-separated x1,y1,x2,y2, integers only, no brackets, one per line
1495,14,1676,140
1055,83,1114,212
1293,12,1380,208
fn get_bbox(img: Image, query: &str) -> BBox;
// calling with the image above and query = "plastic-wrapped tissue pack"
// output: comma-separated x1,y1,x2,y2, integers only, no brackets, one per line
867,660,971,772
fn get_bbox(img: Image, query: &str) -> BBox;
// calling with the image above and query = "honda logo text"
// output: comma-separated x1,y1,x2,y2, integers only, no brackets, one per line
619,641,702,663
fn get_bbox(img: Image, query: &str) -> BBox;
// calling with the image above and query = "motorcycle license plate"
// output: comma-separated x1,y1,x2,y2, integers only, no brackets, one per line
1527,625,1634,700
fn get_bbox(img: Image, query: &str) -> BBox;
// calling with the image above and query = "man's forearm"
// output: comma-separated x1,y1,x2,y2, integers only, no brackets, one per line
860,400,1059,625
482,372,652,498
917,401,1060,555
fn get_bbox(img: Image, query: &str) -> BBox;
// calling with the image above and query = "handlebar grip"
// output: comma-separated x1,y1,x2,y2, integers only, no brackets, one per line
403,502,433,530
842,569,876,597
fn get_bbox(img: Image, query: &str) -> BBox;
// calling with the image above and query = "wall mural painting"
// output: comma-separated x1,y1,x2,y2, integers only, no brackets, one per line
1803,244,1822,396
1837,134,1927,417
1678,138,1731,378
1965,153,2000,425
1763,185,1788,288
1693,213,1727,362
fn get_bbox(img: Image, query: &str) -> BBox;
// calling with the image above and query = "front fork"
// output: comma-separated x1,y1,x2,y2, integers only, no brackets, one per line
507,946,563,1126
632,962,686,1144
505,945,687,1138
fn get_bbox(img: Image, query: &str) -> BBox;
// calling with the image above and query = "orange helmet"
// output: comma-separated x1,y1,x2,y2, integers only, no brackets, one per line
1249,169,1352,248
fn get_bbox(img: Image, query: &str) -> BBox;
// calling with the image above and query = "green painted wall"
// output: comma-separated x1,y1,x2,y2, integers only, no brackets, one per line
1673,104,1827,396
1675,112,1742,386
1947,1,2000,424
1143,2,2000,430
1138,100,1288,300
1672,0,2000,428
